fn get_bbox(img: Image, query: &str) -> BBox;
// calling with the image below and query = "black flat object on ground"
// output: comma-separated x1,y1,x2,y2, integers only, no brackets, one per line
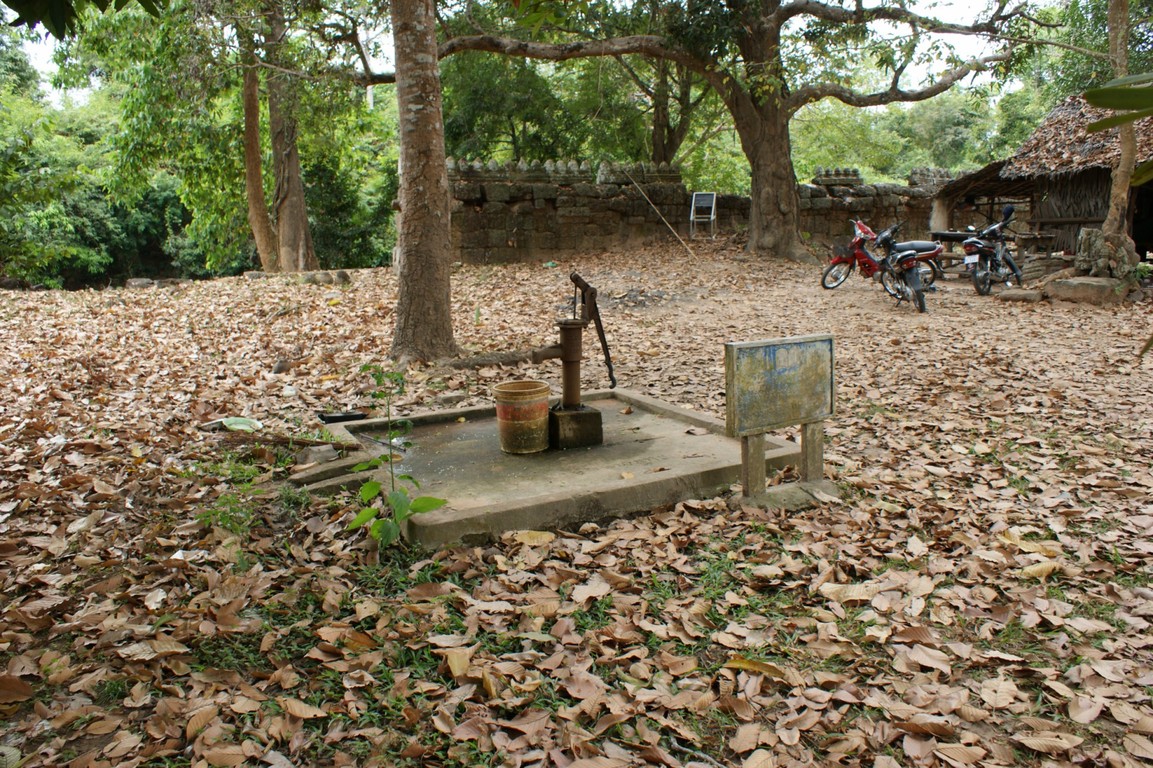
317,411,368,424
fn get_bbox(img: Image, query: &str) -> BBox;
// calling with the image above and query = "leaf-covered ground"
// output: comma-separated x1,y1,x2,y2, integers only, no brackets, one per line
1,240,1151,768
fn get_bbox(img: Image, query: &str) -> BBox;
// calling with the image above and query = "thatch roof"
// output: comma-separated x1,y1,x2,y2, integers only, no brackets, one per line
1001,95,1153,179
936,159,1034,201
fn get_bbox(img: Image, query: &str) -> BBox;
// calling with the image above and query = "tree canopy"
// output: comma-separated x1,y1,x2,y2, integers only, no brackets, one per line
2,0,161,38
437,0,1031,260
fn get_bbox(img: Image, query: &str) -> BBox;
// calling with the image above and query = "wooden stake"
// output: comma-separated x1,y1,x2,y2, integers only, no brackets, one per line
800,421,824,482
741,433,766,498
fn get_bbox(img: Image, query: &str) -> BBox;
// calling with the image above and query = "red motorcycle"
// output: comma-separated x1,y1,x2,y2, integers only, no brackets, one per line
821,220,889,289
822,220,944,300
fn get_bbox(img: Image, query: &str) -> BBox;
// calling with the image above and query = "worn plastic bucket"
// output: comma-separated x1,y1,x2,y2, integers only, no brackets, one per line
493,380,550,454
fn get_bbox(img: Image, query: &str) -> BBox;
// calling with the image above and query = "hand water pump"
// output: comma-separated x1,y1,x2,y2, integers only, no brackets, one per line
530,272,616,449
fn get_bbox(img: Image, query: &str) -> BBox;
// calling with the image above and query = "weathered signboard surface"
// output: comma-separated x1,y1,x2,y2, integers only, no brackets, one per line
724,334,834,437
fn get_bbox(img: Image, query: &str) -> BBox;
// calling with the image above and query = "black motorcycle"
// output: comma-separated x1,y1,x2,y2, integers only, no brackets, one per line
874,222,943,313
963,204,1024,295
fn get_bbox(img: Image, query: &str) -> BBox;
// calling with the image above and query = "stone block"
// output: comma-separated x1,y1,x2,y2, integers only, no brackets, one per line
453,182,482,201
296,445,339,466
532,184,559,200
1045,277,1128,305
483,184,512,203
572,183,602,198
457,228,486,248
998,289,1044,303
533,233,558,250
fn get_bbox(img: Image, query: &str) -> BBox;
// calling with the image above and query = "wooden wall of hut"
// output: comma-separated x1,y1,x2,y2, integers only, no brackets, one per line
1034,170,1110,252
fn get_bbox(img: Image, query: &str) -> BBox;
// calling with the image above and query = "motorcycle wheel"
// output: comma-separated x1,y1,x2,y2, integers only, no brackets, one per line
972,257,993,295
881,269,902,299
905,267,927,313
821,261,853,289
1003,250,1023,286
918,263,937,288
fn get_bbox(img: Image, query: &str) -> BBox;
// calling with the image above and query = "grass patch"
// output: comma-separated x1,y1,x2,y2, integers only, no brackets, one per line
278,484,312,515
192,633,271,674
194,450,266,485
571,596,614,632
195,492,256,535
93,678,129,706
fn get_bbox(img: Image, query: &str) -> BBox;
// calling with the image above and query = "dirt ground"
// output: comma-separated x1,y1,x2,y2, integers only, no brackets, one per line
1,238,1151,767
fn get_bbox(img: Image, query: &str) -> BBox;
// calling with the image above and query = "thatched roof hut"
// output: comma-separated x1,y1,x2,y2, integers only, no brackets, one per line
1001,95,1153,179
934,95,1153,256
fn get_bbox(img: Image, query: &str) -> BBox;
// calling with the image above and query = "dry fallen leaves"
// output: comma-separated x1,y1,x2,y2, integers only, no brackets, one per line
0,242,1151,766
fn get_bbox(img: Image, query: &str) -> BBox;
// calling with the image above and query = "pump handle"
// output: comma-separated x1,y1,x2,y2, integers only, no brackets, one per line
569,273,617,388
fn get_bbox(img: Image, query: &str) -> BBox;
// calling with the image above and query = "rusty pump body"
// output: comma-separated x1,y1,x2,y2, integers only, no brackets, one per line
530,273,616,450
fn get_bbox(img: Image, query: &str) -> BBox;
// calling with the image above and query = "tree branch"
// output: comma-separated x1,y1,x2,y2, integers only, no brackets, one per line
789,51,1011,110
778,0,1023,36
988,32,1111,59
440,33,704,75
439,33,732,102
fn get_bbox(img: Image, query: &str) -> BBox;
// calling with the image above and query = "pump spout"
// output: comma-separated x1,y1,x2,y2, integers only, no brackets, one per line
530,344,562,363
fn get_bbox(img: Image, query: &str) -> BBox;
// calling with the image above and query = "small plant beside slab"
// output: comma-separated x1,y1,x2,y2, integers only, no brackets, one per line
347,364,446,546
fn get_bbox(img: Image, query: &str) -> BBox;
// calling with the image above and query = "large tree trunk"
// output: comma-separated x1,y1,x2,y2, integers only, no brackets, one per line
266,3,318,273
241,37,279,273
389,0,458,363
1102,0,1135,236
1101,0,1139,277
732,98,811,262
651,62,671,165
640,60,693,166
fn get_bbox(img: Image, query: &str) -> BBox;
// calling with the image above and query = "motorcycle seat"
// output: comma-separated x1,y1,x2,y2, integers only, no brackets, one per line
894,240,940,254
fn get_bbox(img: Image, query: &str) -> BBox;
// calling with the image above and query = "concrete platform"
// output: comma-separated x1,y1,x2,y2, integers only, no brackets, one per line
292,389,815,548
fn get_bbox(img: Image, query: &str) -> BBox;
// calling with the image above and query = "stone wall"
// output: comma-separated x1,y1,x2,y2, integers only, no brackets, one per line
447,159,940,264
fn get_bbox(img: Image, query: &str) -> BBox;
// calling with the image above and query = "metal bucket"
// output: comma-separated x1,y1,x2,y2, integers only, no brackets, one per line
492,380,550,454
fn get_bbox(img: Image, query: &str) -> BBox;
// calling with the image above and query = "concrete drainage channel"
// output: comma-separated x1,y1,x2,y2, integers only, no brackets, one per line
290,389,806,548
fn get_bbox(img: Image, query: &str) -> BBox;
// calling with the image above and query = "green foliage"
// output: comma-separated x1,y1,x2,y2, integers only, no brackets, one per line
883,92,997,171
346,365,446,547
678,128,749,194
0,52,209,286
443,53,571,161
441,53,650,164
196,492,256,536
3,0,164,39
0,23,41,97
1086,72,1153,186
986,86,1052,160
49,1,401,278
0,89,70,280
791,100,909,182
304,153,393,270
1041,0,1153,99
